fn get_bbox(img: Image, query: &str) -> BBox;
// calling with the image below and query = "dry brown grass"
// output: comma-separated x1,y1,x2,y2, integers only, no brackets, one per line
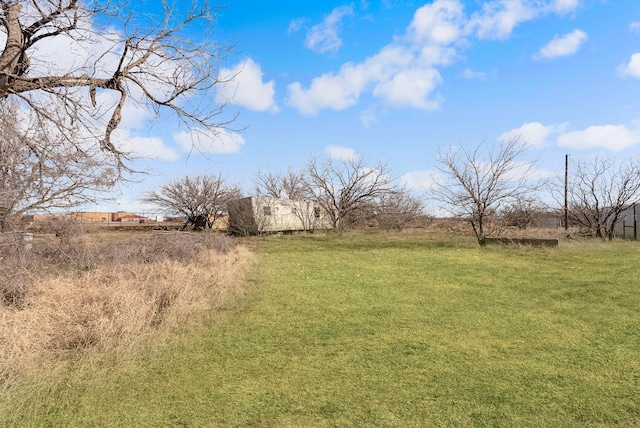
0,230,254,381
429,218,574,241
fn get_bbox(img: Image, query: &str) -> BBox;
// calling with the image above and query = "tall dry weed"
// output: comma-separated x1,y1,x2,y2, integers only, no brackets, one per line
0,231,253,381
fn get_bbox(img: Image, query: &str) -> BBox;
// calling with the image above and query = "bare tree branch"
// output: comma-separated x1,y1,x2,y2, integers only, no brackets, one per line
254,168,309,200
0,98,118,231
0,0,235,167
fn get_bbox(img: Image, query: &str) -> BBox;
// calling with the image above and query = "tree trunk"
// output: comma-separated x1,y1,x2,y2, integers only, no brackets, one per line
0,3,25,95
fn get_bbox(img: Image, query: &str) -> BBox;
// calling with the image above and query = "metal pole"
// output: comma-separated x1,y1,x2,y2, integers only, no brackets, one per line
564,154,569,230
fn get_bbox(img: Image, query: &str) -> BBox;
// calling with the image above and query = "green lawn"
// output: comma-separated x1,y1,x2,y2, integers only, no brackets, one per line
2,231,639,427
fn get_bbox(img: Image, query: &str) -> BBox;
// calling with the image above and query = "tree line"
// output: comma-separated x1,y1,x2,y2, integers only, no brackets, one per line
1,1,639,244
435,137,640,244
143,156,428,234
144,137,640,244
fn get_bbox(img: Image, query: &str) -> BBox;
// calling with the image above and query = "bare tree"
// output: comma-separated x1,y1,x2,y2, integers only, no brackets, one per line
562,156,640,240
501,196,546,230
302,156,394,232
254,168,308,200
0,0,234,168
435,137,534,246
143,174,242,230
375,190,426,232
0,99,117,231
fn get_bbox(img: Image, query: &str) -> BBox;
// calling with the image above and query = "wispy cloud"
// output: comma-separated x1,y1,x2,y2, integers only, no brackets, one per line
174,128,246,155
305,6,354,54
462,68,487,80
116,131,180,161
325,145,358,161
533,29,588,60
467,0,539,40
549,0,581,14
288,18,307,33
401,170,442,190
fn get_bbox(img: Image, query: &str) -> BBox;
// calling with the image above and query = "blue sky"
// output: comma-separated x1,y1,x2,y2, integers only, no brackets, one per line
99,0,640,214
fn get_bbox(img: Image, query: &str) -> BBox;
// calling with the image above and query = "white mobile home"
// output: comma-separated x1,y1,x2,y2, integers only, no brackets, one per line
228,196,330,235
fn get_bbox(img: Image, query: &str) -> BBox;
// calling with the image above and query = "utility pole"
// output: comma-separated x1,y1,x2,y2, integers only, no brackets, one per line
564,154,569,231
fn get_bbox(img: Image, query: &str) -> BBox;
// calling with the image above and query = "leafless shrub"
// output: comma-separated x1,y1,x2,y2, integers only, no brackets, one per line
501,197,546,229
0,229,46,308
0,247,39,308
409,213,435,229
375,191,426,232
37,218,84,244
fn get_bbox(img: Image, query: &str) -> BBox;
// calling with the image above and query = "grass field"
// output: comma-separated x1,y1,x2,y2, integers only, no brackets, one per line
1,231,639,426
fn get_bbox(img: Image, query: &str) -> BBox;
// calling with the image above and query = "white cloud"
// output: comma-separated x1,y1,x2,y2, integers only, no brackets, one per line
468,0,539,40
500,122,567,148
549,0,581,14
360,108,378,127
287,1,456,115
619,53,640,79
115,131,180,161
407,0,465,46
216,58,278,112
174,128,246,154
287,62,368,115
325,145,358,161
373,68,443,110
533,29,587,60
288,18,307,33
631,22,640,34
305,6,354,54
467,0,580,40
462,68,487,80
288,0,584,116
401,170,442,190
557,125,640,151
